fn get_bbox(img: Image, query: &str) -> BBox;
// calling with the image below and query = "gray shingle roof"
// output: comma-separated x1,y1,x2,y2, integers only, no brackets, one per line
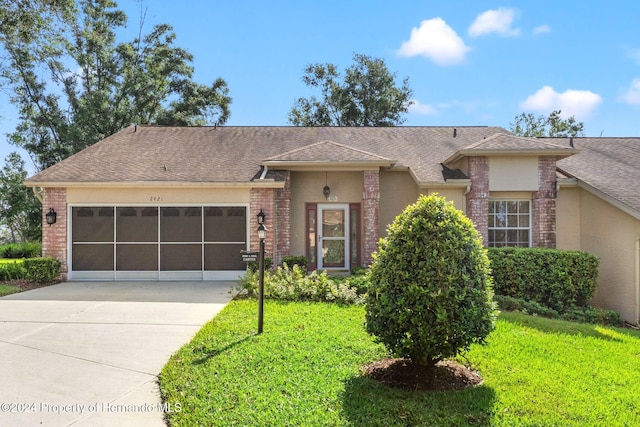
555,137,640,217
26,125,510,185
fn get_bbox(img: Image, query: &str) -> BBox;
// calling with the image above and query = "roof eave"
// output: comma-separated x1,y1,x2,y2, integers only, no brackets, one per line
444,149,579,165
261,160,395,171
23,180,285,189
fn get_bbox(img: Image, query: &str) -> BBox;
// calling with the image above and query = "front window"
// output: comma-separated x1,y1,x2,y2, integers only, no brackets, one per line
488,200,530,247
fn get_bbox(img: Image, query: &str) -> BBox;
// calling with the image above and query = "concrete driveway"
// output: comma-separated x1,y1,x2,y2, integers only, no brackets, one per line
0,281,235,426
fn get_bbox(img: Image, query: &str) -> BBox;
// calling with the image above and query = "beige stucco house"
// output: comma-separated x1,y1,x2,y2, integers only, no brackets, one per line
24,126,640,325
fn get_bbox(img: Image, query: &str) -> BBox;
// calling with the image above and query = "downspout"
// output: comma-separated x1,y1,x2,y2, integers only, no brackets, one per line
464,185,471,196
32,186,43,203
259,165,268,180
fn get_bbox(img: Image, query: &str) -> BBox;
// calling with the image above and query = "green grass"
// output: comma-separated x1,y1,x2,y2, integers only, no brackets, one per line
0,284,22,297
0,258,24,264
160,300,640,426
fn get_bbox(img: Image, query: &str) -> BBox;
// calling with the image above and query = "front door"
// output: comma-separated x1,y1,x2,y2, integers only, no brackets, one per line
318,204,350,270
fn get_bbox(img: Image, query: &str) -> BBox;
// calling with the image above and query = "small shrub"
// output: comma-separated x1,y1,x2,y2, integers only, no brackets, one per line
280,256,308,270
237,264,365,305
0,242,41,259
247,257,273,272
0,261,28,280
366,194,497,372
23,257,61,283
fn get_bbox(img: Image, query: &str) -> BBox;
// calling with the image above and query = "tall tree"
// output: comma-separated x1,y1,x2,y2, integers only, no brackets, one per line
509,110,585,137
0,0,231,170
288,53,413,126
0,152,41,242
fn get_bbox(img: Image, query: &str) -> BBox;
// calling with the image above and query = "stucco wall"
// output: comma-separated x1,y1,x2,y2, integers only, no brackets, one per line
379,170,418,236
556,186,581,250
577,190,640,324
489,157,538,191
67,186,250,204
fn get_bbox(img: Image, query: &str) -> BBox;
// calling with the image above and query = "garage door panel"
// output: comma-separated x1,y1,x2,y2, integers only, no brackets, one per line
205,244,246,270
72,244,114,271
116,244,158,270
161,207,202,242
161,244,202,271
116,207,158,242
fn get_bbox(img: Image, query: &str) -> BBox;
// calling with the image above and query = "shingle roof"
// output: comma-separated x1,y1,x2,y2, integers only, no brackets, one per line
26,125,510,185
263,140,395,165
555,137,640,217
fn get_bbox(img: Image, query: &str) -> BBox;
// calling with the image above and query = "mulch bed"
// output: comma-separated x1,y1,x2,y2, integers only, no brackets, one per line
363,358,483,392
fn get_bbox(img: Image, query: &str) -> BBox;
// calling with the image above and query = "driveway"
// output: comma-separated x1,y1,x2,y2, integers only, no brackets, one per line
0,281,235,426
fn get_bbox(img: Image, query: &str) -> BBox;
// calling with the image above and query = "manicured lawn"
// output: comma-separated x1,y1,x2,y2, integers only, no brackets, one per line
0,284,22,297
160,300,640,426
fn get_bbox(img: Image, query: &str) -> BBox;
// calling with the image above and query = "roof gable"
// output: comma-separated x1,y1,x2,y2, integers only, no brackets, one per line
444,133,578,164
262,140,395,169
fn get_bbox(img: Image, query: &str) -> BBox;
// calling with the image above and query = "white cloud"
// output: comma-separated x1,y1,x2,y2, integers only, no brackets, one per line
409,100,438,116
397,18,470,66
533,25,551,35
469,7,521,37
520,86,602,119
619,78,640,104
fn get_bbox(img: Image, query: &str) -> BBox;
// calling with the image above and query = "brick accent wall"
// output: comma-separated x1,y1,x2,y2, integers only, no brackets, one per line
532,157,557,248
274,171,291,266
466,157,490,246
42,187,68,276
362,170,380,266
249,187,275,261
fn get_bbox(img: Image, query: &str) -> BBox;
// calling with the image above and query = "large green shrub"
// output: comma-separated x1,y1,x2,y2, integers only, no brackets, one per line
488,247,598,312
366,195,497,372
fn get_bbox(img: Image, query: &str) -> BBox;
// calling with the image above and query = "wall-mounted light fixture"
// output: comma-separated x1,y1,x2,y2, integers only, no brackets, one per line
45,208,57,226
257,209,266,225
323,172,330,199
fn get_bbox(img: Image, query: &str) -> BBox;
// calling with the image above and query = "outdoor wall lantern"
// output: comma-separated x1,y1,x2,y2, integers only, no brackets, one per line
257,209,266,225
45,208,57,226
323,172,330,198
257,221,267,334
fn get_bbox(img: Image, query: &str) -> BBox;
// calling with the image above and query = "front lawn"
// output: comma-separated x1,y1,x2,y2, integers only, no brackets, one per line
0,284,22,297
160,300,640,426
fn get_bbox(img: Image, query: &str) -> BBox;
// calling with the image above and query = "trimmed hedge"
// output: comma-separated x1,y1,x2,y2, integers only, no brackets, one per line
23,257,61,283
280,255,308,269
0,260,27,281
488,247,599,312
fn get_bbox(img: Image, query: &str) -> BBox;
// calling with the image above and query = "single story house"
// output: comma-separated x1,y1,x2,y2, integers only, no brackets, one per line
24,125,640,325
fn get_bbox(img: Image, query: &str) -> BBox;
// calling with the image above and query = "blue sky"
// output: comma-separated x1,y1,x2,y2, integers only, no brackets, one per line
2,0,640,169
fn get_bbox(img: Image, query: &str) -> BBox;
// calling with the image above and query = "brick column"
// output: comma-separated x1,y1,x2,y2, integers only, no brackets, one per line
42,187,68,277
250,187,275,264
532,157,557,248
466,157,490,246
274,171,291,266
362,170,380,267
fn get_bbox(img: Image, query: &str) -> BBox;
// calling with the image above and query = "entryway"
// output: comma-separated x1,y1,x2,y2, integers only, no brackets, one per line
318,204,350,270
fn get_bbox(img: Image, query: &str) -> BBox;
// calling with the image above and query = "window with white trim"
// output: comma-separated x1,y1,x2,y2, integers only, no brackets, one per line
488,200,530,247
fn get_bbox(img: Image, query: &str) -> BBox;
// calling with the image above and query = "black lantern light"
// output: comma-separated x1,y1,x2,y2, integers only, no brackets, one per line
45,208,57,226
257,209,266,225
323,172,330,198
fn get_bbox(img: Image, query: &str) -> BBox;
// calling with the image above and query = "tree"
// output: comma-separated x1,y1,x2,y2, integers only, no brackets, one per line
0,0,231,170
365,195,496,385
288,53,413,126
0,152,41,242
509,110,584,137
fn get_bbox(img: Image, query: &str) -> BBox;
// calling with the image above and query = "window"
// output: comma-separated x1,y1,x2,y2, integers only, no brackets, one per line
488,200,530,247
